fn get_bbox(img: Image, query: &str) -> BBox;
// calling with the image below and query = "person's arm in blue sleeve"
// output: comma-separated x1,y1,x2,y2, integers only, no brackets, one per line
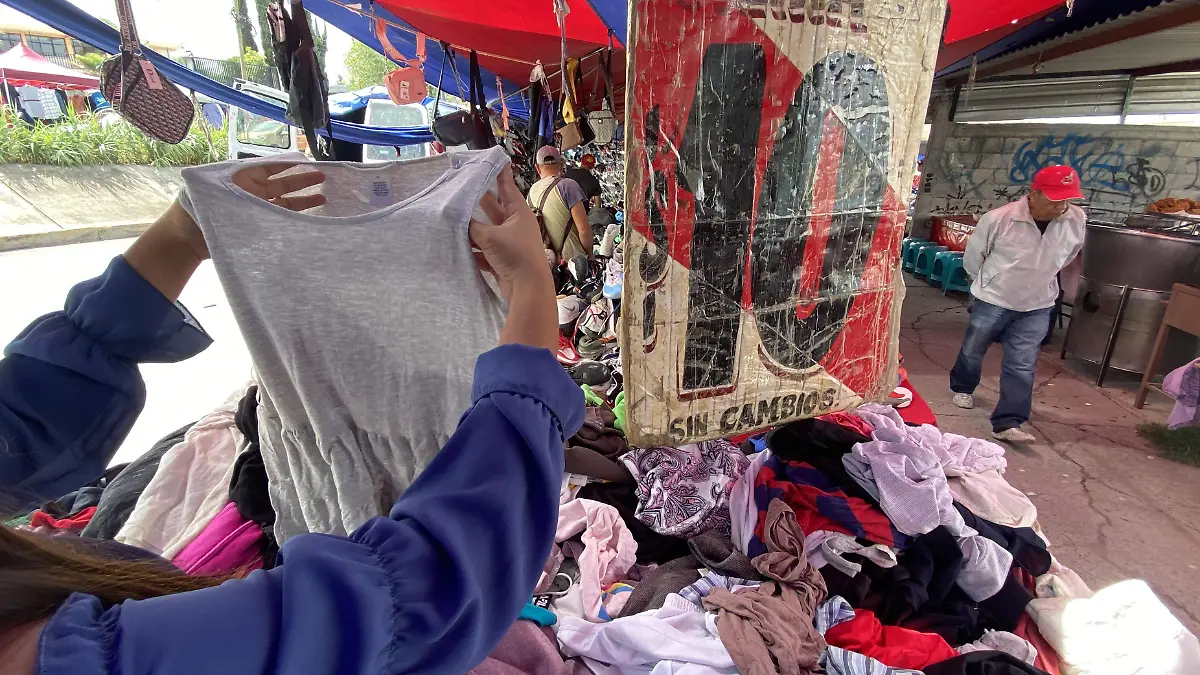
35,167,581,675
0,205,214,504
0,171,328,503
39,345,583,675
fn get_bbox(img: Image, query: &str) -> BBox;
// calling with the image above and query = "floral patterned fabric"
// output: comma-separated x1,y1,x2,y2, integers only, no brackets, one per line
621,440,750,538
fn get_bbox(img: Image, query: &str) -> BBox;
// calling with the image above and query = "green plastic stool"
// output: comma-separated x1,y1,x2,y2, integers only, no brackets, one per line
902,238,929,273
941,255,971,294
929,250,962,288
914,244,947,279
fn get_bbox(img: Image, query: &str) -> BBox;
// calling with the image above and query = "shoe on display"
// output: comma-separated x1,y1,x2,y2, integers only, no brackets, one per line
952,392,975,409
888,386,913,409
570,361,612,387
557,334,581,366
992,427,1037,443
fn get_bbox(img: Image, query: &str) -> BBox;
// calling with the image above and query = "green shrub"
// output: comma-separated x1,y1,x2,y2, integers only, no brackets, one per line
0,109,227,167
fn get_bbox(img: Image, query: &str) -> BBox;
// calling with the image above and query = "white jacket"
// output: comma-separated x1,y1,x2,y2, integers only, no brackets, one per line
964,197,1086,312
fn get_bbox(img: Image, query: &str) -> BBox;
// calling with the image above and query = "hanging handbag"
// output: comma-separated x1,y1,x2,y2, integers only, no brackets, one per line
431,48,496,150
101,0,194,144
555,58,594,150
588,49,618,145
382,25,427,105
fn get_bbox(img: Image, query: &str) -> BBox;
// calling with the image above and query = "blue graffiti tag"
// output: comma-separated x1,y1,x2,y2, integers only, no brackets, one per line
1009,134,1129,192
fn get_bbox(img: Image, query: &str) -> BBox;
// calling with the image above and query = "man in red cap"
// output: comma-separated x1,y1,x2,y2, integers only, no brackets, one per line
565,153,604,209
950,165,1086,443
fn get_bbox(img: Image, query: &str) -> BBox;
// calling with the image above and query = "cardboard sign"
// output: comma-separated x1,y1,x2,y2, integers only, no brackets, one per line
621,0,944,446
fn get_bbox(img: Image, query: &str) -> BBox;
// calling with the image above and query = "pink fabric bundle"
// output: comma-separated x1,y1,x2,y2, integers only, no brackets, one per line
172,502,264,576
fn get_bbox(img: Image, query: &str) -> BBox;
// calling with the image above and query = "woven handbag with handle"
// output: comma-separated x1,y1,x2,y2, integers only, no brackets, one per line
101,0,194,144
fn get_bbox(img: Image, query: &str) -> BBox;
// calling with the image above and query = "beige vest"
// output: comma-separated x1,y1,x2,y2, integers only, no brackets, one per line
528,176,585,261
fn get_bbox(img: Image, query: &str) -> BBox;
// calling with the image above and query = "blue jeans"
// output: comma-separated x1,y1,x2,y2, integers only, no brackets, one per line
950,298,1052,432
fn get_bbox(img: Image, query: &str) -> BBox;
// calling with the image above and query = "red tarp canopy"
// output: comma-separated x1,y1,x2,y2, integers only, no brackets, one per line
373,0,626,113
946,0,1065,44
0,44,100,90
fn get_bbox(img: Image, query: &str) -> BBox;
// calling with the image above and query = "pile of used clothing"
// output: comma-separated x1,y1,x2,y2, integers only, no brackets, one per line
7,383,277,577
14,367,1199,675
514,377,1200,675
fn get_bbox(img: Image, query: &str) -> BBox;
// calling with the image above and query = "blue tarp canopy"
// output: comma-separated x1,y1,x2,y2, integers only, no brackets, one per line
304,0,532,120
3,0,638,144
1,0,435,146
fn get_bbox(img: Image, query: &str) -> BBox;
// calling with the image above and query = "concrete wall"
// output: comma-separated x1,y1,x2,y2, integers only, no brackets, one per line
0,165,183,232
915,104,1200,234
0,164,183,249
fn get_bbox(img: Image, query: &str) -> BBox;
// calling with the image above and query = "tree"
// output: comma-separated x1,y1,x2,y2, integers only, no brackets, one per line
309,13,328,70
75,52,107,73
226,47,268,69
232,0,259,55
344,41,396,90
254,0,274,58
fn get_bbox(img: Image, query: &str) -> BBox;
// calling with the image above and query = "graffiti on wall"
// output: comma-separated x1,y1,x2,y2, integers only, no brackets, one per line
928,131,1176,217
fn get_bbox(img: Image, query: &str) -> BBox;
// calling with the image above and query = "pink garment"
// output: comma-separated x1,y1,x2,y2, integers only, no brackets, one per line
468,621,587,675
854,403,1007,476
556,498,638,623
1162,357,1200,429
171,502,264,576
818,411,875,438
949,468,1038,528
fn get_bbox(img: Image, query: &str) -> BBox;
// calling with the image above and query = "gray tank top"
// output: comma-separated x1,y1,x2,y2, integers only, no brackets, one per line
180,146,508,540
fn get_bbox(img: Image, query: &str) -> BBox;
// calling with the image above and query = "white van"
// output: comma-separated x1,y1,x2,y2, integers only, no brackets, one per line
226,82,439,162
227,80,298,159
361,98,433,163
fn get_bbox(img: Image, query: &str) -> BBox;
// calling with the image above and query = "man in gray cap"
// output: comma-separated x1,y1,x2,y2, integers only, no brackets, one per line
527,146,594,263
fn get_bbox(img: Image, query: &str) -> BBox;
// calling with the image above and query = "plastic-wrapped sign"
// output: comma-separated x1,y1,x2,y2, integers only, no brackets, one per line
622,0,945,446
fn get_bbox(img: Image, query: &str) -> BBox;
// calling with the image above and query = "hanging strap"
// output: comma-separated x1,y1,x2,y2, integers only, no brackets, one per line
374,19,403,61
553,0,570,102
602,45,616,112
469,50,487,113
497,76,510,131
112,0,140,54
433,42,451,119
534,176,579,258
415,33,426,63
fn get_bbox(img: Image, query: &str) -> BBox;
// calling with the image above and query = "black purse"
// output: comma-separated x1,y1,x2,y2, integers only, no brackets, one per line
431,48,496,150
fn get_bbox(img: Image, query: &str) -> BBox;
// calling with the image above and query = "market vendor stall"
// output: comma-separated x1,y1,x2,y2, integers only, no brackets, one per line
0,43,98,120
0,43,98,90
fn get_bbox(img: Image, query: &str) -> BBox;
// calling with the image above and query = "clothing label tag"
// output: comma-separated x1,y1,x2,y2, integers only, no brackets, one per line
138,59,163,90
398,80,410,101
532,594,552,609
369,176,392,206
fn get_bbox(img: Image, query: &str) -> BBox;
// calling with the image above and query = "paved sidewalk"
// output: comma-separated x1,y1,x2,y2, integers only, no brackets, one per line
899,275,1200,633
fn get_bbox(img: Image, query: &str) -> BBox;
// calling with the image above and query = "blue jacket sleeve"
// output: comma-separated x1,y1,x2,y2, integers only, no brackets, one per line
0,255,212,504
38,344,585,675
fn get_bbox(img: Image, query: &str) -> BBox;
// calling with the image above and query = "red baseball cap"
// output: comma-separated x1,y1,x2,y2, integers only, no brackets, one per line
580,153,596,169
1031,166,1084,201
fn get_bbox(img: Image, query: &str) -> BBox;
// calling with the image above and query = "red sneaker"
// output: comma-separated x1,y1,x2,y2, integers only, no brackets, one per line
557,334,582,365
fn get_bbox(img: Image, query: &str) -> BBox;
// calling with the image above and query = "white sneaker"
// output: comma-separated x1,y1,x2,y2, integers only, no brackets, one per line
951,393,975,409
992,427,1037,443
